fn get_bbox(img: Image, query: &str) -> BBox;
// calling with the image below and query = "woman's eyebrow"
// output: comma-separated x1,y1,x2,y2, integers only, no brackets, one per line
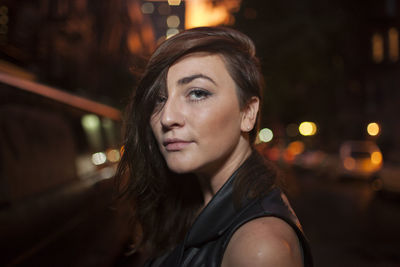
177,73,217,86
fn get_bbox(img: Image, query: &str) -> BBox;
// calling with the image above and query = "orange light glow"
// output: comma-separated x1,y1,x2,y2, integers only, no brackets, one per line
287,141,305,156
127,32,142,54
128,1,155,54
283,150,295,162
344,157,356,170
372,33,384,63
367,122,380,136
185,0,241,29
371,151,382,165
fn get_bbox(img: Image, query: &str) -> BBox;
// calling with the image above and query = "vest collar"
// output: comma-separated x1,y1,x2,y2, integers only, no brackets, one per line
185,162,242,247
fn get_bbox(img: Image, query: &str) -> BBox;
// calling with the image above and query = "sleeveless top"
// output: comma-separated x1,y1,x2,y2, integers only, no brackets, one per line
145,157,313,267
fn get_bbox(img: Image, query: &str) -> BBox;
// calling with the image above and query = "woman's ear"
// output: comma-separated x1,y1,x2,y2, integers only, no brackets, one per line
241,96,260,132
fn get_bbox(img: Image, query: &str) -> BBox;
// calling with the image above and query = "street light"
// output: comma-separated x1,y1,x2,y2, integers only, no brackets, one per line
299,121,317,136
367,122,380,136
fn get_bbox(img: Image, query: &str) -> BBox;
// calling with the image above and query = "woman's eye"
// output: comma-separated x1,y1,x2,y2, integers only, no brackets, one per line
156,95,167,104
188,89,211,101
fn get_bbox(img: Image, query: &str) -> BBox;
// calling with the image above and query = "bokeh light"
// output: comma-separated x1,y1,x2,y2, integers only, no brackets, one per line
371,151,383,165
287,141,305,156
82,114,100,130
141,3,154,14
167,15,180,28
299,121,317,136
166,28,179,38
258,128,273,143
106,149,121,163
168,0,181,6
367,122,380,136
92,152,107,165
372,33,384,63
185,0,240,28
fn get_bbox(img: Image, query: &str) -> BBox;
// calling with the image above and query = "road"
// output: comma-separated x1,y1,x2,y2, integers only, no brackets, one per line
286,166,400,267
1,177,132,267
3,165,400,267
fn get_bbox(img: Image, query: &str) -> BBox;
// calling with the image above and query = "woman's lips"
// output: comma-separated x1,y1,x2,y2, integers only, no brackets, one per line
163,139,192,151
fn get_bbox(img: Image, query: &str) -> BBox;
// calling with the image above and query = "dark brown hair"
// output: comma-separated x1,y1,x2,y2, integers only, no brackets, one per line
116,26,274,257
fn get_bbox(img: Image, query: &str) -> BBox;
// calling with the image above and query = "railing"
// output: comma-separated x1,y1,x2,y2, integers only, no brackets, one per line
0,71,121,121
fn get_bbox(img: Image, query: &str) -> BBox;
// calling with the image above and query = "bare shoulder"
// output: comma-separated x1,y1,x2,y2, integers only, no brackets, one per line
221,216,303,267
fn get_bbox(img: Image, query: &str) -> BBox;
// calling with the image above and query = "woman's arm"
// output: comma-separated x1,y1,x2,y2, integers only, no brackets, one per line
221,216,303,267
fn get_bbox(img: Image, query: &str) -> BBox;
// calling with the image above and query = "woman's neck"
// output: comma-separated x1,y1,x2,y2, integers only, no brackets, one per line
196,139,252,208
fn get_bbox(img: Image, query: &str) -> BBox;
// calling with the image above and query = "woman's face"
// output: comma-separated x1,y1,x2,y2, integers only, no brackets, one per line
150,53,252,176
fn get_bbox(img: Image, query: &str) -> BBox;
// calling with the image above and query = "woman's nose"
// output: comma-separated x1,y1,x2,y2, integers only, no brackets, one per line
160,97,185,130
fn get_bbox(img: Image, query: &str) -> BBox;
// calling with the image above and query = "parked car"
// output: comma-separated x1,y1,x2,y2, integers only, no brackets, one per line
338,140,383,179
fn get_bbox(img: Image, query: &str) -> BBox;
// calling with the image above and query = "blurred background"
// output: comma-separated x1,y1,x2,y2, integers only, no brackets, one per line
0,0,399,266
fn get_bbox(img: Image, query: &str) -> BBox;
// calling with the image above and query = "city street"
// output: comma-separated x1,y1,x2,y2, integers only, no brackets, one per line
1,1,400,267
287,167,400,267
2,165,400,266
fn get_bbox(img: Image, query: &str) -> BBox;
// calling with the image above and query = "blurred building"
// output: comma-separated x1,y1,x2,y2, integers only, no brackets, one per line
0,0,240,106
338,0,400,162
363,0,400,162
233,0,400,162
3,0,397,161
139,0,240,42
140,0,185,42
0,0,156,108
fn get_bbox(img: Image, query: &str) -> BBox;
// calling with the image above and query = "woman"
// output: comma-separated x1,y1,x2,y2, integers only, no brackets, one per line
117,27,313,267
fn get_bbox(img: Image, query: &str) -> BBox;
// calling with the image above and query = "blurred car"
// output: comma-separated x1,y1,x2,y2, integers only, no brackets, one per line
339,140,383,179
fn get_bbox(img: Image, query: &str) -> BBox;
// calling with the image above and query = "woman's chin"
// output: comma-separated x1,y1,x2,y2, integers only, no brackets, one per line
167,163,194,174
165,159,201,174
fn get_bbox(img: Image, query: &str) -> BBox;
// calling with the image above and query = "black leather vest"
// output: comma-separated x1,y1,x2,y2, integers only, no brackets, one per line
145,163,313,267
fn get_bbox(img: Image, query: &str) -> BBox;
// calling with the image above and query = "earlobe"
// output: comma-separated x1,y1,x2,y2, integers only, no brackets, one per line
241,96,260,132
